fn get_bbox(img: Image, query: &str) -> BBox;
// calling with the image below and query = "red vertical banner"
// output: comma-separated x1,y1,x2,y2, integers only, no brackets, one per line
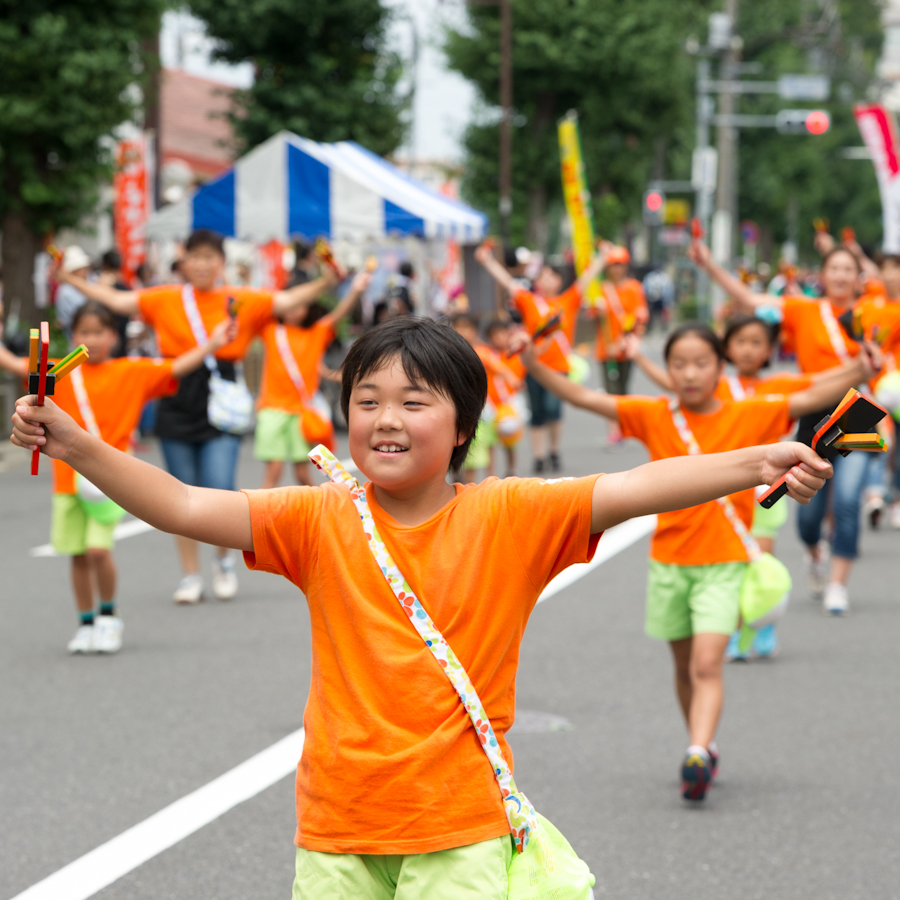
259,239,288,290
113,137,149,286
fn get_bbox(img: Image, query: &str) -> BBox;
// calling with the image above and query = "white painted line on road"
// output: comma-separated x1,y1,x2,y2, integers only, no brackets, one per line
537,514,656,604
9,728,306,900
28,457,360,557
14,512,654,900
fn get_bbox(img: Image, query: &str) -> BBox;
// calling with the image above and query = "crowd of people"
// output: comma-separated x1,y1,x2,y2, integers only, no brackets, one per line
4,220,900,897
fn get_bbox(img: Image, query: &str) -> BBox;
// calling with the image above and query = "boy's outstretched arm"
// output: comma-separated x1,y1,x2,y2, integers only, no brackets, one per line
590,442,831,533
11,396,253,551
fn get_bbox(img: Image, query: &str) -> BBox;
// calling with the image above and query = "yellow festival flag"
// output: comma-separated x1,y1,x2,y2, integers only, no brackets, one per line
558,110,602,308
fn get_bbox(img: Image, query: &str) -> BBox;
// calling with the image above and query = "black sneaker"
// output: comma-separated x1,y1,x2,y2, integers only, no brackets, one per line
549,453,561,472
681,750,711,801
533,458,545,474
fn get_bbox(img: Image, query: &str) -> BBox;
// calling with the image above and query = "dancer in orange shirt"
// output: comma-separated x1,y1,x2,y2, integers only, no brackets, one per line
14,316,830,889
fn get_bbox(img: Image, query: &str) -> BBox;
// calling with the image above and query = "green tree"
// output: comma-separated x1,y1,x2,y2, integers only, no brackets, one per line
444,0,715,250
188,0,406,157
0,0,165,330
735,0,883,261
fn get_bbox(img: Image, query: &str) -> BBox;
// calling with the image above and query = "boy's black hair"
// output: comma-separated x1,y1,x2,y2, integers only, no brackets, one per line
399,261,414,278
71,300,118,333
184,229,225,257
101,249,122,271
340,317,487,473
663,321,725,362
722,314,779,368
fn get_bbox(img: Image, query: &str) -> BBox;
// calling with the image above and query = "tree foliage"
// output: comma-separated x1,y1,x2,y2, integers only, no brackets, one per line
189,0,406,157
0,0,163,236
444,0,715,249
446,0,884,260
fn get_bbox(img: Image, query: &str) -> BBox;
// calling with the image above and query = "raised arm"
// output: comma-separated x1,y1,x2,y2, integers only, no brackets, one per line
169,317,238,379
524,352,619,422
688,240,783,314
474,243,519,295
622,333,673,391
272,269,340,318
56,269,140,316
787,341,879,419
322,270,370,329
0,343,28,379
12,395,253,550
575,244,610,295
591,441,831,533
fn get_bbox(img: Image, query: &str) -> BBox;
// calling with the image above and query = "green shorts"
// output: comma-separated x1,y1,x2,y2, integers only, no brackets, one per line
751,495,788,540
254,408,312,463
465,419,497,471
51,494,118,556
293,835,513,900
645,560,746,641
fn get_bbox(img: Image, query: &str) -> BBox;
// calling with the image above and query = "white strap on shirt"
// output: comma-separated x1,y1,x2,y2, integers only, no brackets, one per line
726,374,750,401
181,284,217,372
69,367,102,439
274,324,312,402
818,300,850,363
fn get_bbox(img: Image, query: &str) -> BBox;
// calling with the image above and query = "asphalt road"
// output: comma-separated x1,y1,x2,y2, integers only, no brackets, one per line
2,349,899,900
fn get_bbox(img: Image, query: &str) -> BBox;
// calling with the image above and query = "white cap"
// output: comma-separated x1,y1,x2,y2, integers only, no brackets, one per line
62,245,92,273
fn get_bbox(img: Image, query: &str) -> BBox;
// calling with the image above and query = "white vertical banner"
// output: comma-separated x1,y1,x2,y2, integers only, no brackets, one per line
854,104,900,253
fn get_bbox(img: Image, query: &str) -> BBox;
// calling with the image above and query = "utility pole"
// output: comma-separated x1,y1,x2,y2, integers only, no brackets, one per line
498,0,513,245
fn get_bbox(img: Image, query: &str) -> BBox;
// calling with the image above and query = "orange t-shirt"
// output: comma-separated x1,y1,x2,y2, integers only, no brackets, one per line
714,371,813,401
242,474,601,854
616,395,792,565
512,284,581,373
595,278,648,361
137,284,274,359
257,320,335,414
475,344,522,410
781,296,859,373
52,358,178,494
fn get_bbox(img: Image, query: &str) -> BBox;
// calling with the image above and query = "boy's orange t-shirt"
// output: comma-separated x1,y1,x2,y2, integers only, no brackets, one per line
52,358,178,494
780,296,859,373
511,284,581,373
616,395,792,565
475,344,521,409
714,371,813,401
242,474,601,855
137,284,274,359
257,320,335,414
595,278,648,361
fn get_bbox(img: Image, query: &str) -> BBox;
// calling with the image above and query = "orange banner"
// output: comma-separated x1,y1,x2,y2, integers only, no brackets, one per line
260,239,288,290
113,137,150,286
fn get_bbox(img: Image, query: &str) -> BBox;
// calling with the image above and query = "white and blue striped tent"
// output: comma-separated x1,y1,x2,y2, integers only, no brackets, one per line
147,131,487,244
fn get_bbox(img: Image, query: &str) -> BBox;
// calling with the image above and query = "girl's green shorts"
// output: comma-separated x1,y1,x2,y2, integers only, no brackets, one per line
293,835,513,900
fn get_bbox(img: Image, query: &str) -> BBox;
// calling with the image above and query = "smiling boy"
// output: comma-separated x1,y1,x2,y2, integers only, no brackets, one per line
12,317,831,898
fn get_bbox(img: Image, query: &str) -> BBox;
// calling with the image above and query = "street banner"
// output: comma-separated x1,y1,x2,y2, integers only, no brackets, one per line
854,104,900,252
113,135,152,285
558,111,602,308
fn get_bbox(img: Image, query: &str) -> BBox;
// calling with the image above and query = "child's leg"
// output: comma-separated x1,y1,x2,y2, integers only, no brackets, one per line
160,439,203,587
293,461,315,486
71,555,94,614
685,632,730,747
668,637,693,723
87,548,117,604
263,460,285,489
505,445,516,477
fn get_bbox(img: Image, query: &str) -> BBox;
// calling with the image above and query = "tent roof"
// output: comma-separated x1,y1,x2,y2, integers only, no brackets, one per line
146,131,487,244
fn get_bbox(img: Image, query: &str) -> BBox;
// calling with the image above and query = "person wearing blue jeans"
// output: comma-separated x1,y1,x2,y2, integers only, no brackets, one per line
797,448,870,615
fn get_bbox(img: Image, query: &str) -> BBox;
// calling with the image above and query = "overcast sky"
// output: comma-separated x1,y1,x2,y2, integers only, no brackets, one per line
159,1,477,162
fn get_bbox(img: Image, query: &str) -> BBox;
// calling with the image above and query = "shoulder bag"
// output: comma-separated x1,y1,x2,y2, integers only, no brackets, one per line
308,445,596,900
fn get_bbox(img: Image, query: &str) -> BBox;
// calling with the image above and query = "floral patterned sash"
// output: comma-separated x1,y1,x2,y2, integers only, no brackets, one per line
308,445,539,854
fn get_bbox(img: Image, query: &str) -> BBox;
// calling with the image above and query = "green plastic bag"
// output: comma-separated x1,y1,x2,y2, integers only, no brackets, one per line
737,552,791,653
507,814,595,900
75,473,126,526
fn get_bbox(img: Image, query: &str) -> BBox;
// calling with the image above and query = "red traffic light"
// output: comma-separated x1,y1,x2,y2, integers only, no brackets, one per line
645,191,663,212
805,111,830,135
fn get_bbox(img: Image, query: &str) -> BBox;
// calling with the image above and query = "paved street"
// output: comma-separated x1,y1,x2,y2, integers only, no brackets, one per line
2,355,899,900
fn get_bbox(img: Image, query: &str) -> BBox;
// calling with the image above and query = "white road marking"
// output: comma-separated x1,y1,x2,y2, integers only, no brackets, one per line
14,510,655,900
28,458,360,557
9,729,306,900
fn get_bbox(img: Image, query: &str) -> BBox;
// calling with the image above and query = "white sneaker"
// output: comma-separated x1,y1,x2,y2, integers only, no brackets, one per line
68,624,95,654
173,574,204,604
93,616,124,653
804,541,830,599
823,582,850,616
889,501,900,530
212,554,238,601
862,490,885,529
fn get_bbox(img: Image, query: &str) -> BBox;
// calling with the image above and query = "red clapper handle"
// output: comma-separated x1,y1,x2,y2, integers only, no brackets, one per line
757,476,789,509
31,321,50,476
